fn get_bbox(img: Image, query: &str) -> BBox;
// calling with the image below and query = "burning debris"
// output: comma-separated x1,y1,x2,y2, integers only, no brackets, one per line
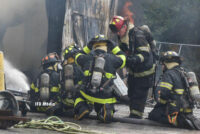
121,1,134,24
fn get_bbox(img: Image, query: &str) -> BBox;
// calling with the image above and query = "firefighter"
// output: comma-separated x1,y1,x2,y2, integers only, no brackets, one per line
148,51,200,130
61,43,84,109
81,33,124,57
30,52,62,114
73,34,126,122
109,16,155,119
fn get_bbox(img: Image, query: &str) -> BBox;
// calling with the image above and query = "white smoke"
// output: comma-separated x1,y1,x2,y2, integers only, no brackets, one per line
0,0,37,23
0,0,47,79
4,59,29,93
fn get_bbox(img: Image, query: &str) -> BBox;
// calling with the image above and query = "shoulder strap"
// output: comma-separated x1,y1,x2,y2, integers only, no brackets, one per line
173,67,189,87
173,67,194,105
128,28,135,54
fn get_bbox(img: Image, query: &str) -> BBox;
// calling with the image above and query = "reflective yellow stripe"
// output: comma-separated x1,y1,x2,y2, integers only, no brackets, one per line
180,108,192,113
134,64,155,77
36,107,48,112
190,86,199,90
84,70,115,79
136,54,144,62
63,98,74,106
31,83,34,89
74,97,85,107
159,82,173,90
31,83,39,92
170,102,176,107
83,46,91,54
105,72,115,79
130,109,143,117
112,46,120,55
50,86,60,92
69,46,73,50
103,104,107,122
78,81,83,85
159,98,167,104
136,44,150,52
65,49,69,54
174,89,184,95
75,53,83,65
80,90,117,104
84,70,91,76
117,55,126,68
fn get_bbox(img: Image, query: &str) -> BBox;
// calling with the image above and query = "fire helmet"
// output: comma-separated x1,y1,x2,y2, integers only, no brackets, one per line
109,16,126,33
160,51,182,64
89,34,109,47
41,52,60,67
63,43,80,59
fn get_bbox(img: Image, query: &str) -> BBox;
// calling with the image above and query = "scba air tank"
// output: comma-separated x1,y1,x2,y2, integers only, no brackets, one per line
40,73,50,101
91,56,105,89
187,72,200,102
64,64,74,96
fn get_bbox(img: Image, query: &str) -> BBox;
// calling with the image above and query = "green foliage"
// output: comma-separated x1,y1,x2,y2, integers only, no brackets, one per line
143,0,200,44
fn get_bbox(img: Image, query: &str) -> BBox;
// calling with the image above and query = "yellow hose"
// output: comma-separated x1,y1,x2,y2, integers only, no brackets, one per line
14,116,108,134
0,51,5,91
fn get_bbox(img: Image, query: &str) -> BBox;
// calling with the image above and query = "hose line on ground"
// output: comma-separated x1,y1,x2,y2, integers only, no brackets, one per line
14,116,106,134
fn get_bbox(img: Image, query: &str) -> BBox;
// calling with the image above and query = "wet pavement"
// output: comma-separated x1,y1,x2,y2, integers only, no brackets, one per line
1,104,200,134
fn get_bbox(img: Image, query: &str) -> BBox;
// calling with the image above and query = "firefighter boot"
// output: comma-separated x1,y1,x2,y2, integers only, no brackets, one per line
97,104,115,123
74,101,90,120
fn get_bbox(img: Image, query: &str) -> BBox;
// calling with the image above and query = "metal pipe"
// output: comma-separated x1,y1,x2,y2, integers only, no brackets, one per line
0,51,5,91
88,115,171,127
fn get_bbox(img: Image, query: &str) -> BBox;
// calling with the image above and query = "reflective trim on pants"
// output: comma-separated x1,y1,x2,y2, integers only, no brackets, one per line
74,97,85,107
130,109,143,117
132,64,155,77
80,90,117,104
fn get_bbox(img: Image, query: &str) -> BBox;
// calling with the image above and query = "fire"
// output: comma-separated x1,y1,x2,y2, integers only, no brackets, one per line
121,1,134,24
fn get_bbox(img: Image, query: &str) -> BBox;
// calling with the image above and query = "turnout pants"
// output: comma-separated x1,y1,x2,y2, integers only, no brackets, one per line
128,74,153,118
74,90,116,122
149,103,200,130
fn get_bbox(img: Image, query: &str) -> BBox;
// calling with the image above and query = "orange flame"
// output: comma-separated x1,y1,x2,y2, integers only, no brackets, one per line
121,1,134,24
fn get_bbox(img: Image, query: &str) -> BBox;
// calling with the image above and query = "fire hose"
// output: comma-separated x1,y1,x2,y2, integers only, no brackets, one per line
14,116,107,134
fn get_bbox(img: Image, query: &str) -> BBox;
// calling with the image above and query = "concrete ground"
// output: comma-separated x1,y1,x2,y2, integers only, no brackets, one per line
1,105,200,134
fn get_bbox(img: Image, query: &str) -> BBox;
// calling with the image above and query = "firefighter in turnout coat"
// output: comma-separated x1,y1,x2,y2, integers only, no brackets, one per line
73,34,126,122
148,51,200,130
109,16,155,118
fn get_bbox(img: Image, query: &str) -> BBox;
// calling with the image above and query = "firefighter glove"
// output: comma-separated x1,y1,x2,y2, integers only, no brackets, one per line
107,40,117,50
87,42,93,50
119,43,129,53
126,56,137,69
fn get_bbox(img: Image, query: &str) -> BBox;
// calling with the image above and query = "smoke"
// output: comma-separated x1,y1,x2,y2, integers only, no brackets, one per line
0,0,48,80
0,0,36,24
4,59,29,92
